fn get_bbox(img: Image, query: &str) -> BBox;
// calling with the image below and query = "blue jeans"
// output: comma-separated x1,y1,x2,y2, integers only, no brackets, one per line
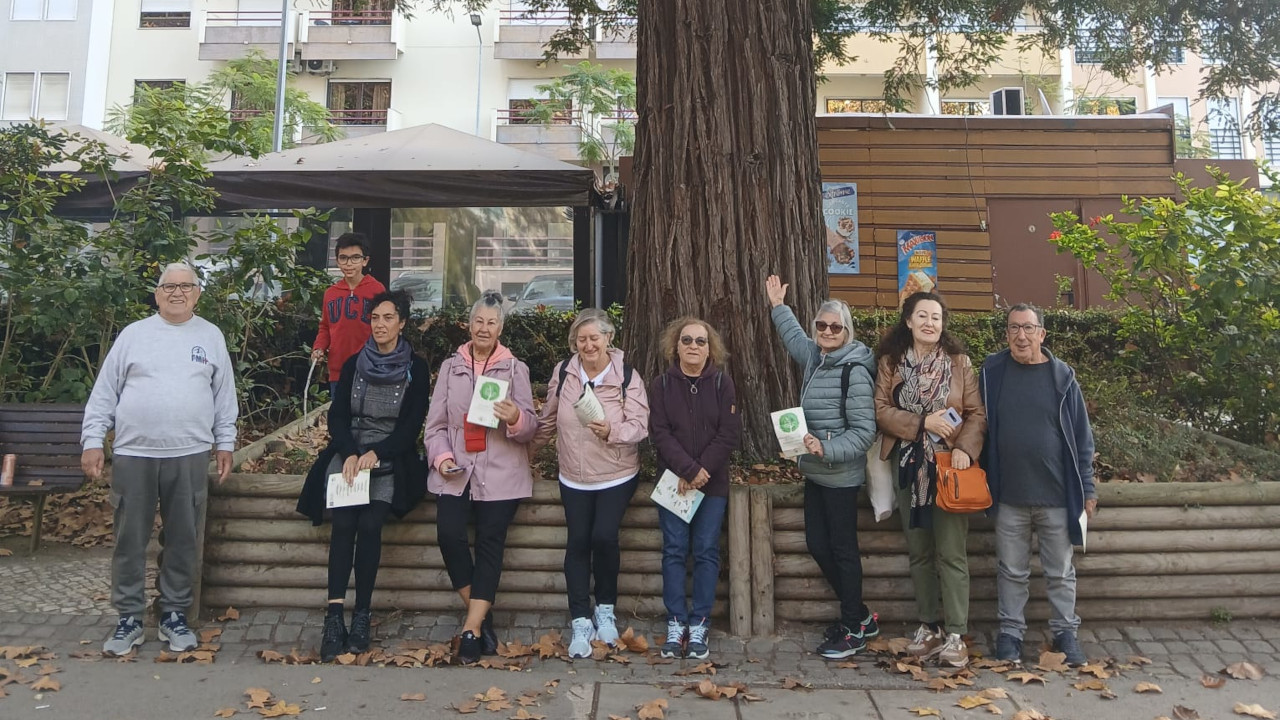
658,495,728,625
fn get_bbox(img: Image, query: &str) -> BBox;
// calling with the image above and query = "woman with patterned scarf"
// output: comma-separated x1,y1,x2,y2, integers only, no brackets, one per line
874,292,985,668
297,290,431,662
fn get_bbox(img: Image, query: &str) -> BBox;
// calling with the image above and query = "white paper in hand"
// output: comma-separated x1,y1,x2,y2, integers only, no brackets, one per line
467,376,510,429
327,469,370,509
771,407,809,458
1077,509,1088,553
572,383,606,425
650,469,704,523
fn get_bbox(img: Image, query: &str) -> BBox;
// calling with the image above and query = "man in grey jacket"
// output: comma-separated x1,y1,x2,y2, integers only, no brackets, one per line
980,303,1097,668
81,263,237,656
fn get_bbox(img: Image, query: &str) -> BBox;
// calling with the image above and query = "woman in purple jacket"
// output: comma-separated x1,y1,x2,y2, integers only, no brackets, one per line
648,317,741,661
423,292,539,665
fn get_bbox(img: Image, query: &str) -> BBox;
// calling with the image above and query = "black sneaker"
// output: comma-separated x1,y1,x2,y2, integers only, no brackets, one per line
480,611,498,656
457,630,482,665
320,612,347,663
347,609,372,653
660,619,686,659
859,611,880,639
995,632,1023,664
818,625,867,659
1052,631,1087,667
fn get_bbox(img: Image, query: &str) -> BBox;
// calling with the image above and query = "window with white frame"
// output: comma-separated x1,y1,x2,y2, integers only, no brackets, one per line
1207,98,1243,159
1158,96,1191,142
139,0,190,27
44,0,75,20
942,99,989,116
2,71,69,121
1265,133,1280,165
11,0,42,20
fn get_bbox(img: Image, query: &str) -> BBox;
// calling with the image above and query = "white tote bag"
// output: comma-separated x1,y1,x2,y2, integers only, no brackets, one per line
866,434,896,522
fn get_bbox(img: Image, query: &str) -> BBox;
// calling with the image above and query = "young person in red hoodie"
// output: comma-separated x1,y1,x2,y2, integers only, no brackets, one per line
312,233,387,394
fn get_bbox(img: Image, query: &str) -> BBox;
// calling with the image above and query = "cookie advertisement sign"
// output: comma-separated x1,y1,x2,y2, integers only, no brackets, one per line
896,230,938,304
821,182,860,274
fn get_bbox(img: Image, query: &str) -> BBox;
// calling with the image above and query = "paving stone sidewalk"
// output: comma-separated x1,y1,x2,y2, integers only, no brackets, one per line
2,606,1278,688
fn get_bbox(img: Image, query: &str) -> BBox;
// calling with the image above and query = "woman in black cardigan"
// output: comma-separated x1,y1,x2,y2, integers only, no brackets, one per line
297,290,430,662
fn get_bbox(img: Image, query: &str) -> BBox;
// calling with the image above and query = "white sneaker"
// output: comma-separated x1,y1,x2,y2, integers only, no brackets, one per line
593,604,620,647
567,616,595,659
907,623,943,659
939,632,969,668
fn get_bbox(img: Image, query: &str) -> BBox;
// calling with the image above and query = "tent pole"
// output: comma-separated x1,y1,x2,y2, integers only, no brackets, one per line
272,0,291,152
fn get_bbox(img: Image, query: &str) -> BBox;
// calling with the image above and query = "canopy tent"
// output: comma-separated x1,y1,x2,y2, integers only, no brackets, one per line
204,123,596,210
42,124,157,213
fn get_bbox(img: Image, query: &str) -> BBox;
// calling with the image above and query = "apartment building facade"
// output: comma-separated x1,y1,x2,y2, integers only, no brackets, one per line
0,0,112,126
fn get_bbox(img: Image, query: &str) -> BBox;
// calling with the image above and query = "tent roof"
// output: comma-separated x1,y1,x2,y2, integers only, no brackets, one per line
43,124,157,175
204,123,596,210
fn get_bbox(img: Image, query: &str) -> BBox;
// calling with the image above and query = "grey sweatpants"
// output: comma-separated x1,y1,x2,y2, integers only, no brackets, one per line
110,452,209,618
994,503,1081,639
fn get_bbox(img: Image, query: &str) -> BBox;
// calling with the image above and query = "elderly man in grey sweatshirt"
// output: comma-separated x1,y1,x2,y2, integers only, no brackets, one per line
81,262,238,656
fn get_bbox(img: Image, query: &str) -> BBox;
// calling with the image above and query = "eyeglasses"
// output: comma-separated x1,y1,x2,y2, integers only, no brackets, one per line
814,321,845,334
1007,323,1043,335
158,283,197,294
336,254,367,265
680,335,708,347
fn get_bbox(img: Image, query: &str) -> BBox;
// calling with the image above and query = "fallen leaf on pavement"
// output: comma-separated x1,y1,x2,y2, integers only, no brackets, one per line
1007,672,1047,685
907,708,941,717
1073,679,1108,691
476,687,507,702
1234,703,1277,719
781,676,812,690
452,700,480,714
258,701,301,717
1127,655,1153,666
334,653,356,665
259,650,285,663
487,701,514,712
957,695,992,709
244,688,273,710
0,548,12,556
1035,652,1070,673
607,716,628,720
200,628,223,643
1011,711,1048,720
31,676,60,692
1224,662,1266,680
509,709,546,720
216,607,240,622
836,661,858,669
213,709,238,718
986,707,1004,716
36,664,59,675
1173,705,1202,720
1078,663,1111,679
981,688,1010,700
310,677,321,685
400,693,426,702
1201,674,1226,688
618,627,649,653
1135,682,1162,693
497,641,534,659
636,698,668,720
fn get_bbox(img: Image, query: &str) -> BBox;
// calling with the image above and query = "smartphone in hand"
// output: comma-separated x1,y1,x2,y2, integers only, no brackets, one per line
927,407,964,443
442,464,465,475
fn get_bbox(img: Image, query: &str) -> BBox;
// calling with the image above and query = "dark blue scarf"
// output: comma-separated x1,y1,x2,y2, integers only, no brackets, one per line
355,336,412,385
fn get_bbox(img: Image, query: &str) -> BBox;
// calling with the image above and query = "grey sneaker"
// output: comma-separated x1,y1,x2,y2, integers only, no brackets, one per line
1052,631,1087,667
995,632,1023,664
104,615,144,656
593,604,619,647
567,617,596,659
158,611,198,652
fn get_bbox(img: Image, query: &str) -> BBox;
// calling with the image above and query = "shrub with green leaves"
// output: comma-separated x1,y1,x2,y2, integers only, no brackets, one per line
1049,169,1280,446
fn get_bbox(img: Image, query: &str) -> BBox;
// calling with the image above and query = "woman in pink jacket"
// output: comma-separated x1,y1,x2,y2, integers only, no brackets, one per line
423,292,538,665
534,308,650,659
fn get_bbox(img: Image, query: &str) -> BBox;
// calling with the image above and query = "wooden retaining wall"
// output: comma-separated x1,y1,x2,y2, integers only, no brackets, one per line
202,478,1280,634
202,476,729,618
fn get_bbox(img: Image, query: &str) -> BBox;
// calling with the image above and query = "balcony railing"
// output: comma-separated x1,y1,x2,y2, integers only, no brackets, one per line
205,10,282,26
308,10,392,26
476,236,573,268
329,108,389,126
497,108,581,125
499,8,572,25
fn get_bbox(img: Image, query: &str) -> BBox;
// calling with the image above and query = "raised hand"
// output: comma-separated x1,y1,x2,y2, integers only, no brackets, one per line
766,275,789,308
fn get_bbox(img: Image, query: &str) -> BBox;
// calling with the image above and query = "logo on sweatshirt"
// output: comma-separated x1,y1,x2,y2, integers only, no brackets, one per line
191,346,208,364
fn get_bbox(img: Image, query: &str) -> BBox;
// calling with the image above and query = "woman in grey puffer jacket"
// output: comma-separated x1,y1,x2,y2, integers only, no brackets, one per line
766,275,878,660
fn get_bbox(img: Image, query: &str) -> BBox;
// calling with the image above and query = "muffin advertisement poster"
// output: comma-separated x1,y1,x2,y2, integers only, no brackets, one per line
821,182,860,274
896,230,938,304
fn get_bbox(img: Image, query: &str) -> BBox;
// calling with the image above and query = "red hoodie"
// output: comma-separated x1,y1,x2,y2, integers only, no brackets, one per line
314,274,386,382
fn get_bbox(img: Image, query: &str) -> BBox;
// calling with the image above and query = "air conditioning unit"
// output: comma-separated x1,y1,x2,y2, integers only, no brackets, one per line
990,87,1025,116
306,60,336,75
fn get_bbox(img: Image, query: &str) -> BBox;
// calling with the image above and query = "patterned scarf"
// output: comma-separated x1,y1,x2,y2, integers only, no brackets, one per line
355,336,412,385
896,346,953,529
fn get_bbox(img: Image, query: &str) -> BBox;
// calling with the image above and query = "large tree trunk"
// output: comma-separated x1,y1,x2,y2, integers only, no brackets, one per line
623,0,828,458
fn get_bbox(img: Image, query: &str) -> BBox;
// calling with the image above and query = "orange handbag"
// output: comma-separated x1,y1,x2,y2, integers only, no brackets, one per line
935,451,992,513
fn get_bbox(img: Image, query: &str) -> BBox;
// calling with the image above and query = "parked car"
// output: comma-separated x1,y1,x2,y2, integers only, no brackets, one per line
510,273,575,313
390,272,444,314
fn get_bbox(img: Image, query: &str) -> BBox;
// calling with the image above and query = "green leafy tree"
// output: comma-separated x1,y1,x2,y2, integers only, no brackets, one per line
1049,169,1280,445
529,62,637,186
109,51,338,155
404,0,1280,456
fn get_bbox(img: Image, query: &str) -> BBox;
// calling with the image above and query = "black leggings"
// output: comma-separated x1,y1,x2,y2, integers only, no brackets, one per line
803,479,868,627
327,500,392,610
436,486,521,603
561,478,638,618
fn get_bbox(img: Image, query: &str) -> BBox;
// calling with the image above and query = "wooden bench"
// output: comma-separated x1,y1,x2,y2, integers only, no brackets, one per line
0,403,88,552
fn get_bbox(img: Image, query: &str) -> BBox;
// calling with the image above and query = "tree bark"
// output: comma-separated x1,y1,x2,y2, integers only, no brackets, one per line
624,0,828,457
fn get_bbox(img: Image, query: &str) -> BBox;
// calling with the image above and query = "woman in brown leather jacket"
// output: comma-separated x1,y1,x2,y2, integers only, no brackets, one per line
874,292,986,668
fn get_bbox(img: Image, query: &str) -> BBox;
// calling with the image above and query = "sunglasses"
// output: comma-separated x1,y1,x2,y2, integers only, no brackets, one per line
814,321,845,334
680,335,708,347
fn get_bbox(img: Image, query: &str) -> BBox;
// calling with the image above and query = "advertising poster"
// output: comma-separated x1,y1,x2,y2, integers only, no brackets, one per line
896,230,938,305
821,183,860,274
